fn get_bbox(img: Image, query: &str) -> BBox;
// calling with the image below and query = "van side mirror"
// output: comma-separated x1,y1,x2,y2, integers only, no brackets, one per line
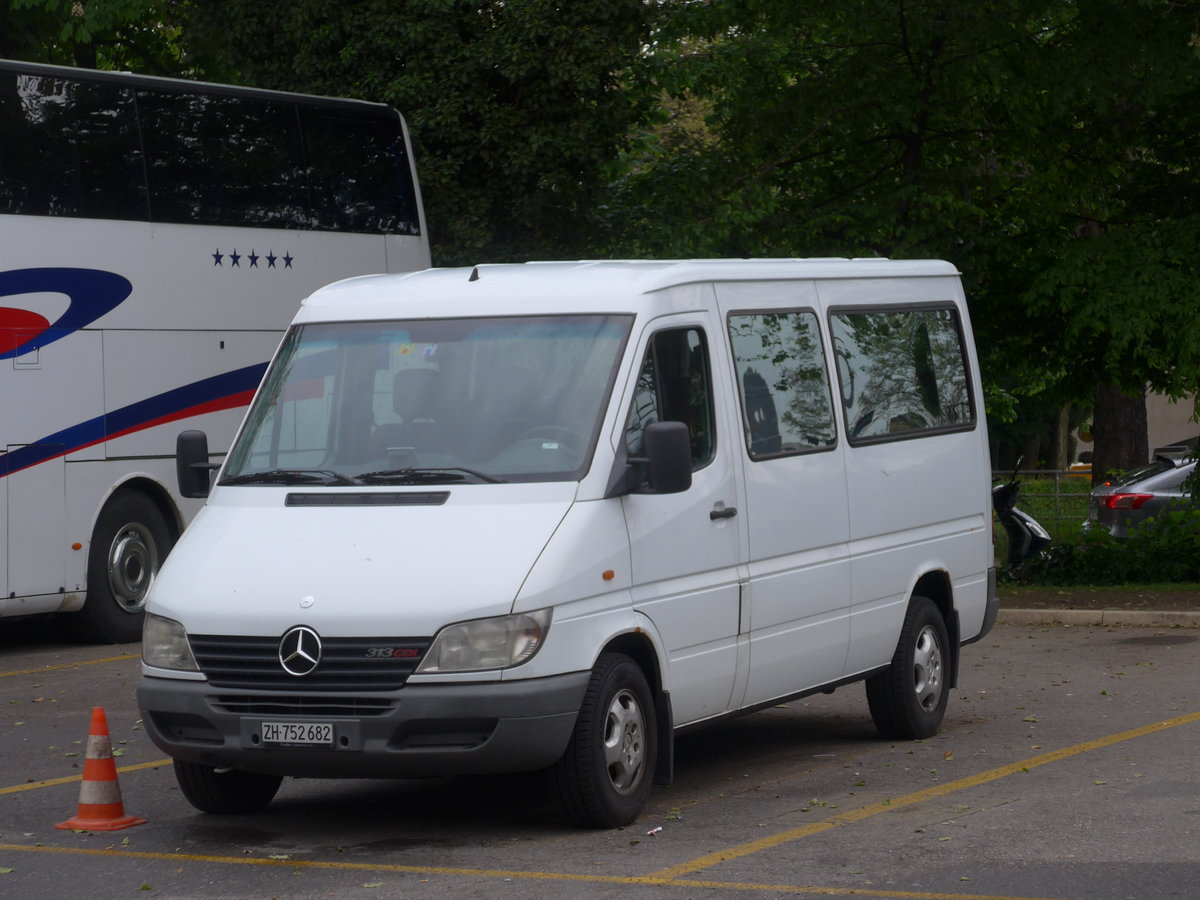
643,421,692,494
177,430,216,498
603,421,693,498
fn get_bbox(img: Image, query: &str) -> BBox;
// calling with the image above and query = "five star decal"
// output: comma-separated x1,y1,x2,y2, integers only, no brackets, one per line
211,248,294,269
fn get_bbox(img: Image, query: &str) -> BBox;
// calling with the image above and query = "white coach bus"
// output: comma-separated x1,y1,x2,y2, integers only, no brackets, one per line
0,59,430,642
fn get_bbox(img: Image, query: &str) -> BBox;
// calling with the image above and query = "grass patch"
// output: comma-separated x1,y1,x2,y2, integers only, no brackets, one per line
1002,582,1200,597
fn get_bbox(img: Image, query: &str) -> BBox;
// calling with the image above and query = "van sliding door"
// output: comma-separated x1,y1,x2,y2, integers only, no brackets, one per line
717,281,852,706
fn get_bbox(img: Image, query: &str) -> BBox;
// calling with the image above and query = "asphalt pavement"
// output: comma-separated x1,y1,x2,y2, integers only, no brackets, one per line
1,612,1197,900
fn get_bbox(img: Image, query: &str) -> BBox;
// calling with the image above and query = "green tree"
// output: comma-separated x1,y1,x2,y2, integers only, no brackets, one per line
180,0,655,266
7,0,1199,479
607,0,1200,477
2,0,185,73
1010,2,1200,481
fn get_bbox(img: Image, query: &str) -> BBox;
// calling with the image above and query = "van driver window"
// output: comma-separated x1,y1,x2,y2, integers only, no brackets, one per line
624,328,715,469
727,311,837,458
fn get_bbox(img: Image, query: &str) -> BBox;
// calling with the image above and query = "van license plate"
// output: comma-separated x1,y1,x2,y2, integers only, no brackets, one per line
260,722,333,745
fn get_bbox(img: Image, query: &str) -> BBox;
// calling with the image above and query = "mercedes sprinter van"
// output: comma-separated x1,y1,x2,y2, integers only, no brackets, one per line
138,259,998,827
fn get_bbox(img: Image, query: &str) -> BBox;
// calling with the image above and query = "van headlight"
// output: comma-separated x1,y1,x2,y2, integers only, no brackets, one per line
142,613,199,672
416,608,551,673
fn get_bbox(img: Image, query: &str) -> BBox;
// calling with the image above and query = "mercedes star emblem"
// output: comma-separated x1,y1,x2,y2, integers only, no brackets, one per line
278,626,322,676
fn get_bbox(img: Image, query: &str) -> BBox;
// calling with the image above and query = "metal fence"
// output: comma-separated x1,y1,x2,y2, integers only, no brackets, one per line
993,468,1092,541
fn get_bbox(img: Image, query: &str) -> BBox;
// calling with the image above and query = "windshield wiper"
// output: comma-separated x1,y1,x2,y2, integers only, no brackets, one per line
221,469,361,486
356,466,505,485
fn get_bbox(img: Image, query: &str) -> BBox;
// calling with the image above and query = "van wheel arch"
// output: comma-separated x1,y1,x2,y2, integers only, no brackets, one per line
599,632,674,786
866,593,951,740
551,651,658,827
911,570,960,689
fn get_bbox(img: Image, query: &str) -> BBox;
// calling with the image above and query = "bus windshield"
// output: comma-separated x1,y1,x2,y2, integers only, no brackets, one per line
223,315,633,485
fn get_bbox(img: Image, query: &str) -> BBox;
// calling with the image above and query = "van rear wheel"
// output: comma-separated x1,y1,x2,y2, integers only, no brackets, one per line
173,761,282,814
551,652,656,828
866,595,949,740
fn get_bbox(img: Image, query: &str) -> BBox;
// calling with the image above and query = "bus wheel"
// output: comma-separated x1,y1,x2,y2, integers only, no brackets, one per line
865,595,949,740
72,490,175,644
550,652,657,828
174,761,282,814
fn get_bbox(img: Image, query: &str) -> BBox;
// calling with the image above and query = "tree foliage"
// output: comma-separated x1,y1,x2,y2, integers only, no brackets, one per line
179,0,655,266
604,0,1200,474
5,1,1200,472
2,0,184,72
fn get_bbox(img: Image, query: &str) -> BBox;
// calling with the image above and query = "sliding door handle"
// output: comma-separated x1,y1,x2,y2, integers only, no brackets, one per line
709,506,738,521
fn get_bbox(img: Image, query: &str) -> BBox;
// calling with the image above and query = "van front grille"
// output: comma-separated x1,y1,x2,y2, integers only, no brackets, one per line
211,695,396,717
189,634,431,692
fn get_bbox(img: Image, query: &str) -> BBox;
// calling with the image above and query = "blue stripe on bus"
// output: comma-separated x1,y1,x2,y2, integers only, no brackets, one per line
0,268,134,359
0,362,268,477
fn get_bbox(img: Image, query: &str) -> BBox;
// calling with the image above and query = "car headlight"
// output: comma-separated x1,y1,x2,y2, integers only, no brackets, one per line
142,613,199,672
416,608,551,674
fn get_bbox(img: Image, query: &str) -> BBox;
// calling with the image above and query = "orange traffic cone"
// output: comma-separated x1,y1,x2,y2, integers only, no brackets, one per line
56,707,147,832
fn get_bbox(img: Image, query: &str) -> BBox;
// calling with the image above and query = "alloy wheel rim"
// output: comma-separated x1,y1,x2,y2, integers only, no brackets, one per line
603,688,645,794
913,624,943,712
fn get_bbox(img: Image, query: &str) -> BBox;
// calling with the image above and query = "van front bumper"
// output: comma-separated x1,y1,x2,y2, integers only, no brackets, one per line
137,671,589,778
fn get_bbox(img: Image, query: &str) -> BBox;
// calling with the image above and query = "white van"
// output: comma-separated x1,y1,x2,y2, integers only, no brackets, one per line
138,259,998,827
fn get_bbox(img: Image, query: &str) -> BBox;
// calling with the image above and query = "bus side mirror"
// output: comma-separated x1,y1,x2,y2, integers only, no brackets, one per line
177,430,215,498
644,421,692,494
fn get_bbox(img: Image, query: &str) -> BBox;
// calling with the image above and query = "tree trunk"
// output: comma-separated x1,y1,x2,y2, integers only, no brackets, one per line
1091,384,1148,485
1051,404,1071,470
1020,437,1042,470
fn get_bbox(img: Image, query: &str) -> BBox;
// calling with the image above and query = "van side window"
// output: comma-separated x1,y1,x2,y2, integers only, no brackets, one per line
727,311,836,458
831,307,974,443
624,328,714,468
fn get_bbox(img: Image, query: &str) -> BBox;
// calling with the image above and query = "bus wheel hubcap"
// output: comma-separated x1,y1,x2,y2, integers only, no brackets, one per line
107,523,157,612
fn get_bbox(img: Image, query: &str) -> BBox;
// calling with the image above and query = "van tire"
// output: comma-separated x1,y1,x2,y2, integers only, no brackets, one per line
70,490,175,644
866,595,949,740
173,761,282,814
551,652,657,828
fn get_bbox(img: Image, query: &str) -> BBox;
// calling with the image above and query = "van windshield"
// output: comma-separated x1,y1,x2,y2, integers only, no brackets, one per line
223,314,633,485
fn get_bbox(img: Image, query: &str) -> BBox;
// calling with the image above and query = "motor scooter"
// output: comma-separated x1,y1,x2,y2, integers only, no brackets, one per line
992,459,1052,565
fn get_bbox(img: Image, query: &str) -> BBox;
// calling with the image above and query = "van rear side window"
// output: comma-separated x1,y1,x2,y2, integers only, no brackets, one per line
831,307,974,443
727,310,837,458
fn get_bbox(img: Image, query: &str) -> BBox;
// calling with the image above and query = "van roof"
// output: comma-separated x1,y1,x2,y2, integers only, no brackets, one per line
297,258,961,321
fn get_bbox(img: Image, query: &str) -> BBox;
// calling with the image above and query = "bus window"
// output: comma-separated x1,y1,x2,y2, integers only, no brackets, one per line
0,73,144,219
301,106,421,235
138,89,308,228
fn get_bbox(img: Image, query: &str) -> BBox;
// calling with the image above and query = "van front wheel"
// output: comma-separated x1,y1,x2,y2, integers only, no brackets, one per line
174,761,282,814
866,596,949,740
551,652,657,828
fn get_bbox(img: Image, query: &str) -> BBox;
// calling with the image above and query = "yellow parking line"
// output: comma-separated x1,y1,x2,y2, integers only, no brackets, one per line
649,710,1200,880
671,881,1067,900
0,654,139,678
0,760,170,796
2,712,1195,899
0,843,1072,899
